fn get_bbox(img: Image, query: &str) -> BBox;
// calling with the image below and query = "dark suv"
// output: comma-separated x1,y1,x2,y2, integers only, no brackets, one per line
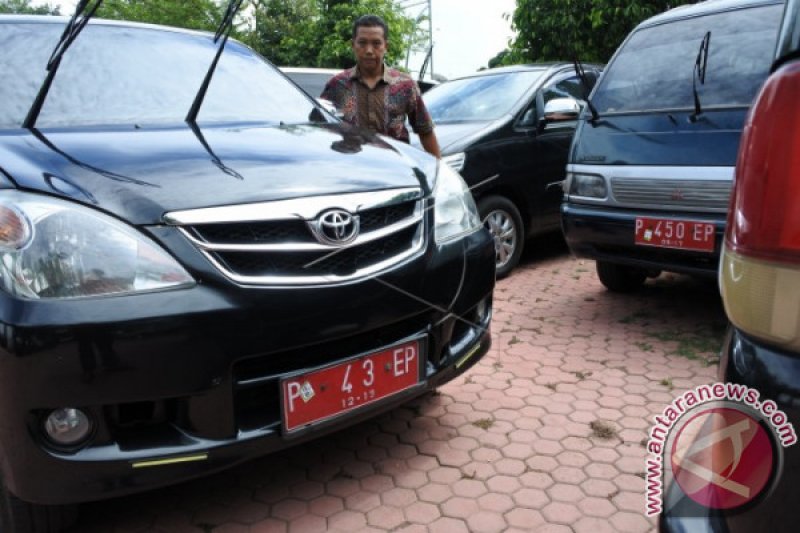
0,14,494,531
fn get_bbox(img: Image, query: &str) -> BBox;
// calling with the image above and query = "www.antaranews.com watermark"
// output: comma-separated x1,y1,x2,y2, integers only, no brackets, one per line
645,382,797,516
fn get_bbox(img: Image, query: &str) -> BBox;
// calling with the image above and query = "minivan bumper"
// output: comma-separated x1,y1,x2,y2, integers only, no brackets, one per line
0,229,495,505
561,203,726,277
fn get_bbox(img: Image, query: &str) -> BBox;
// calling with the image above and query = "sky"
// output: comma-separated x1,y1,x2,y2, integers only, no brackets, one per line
402,0,517,80
35,0,517,80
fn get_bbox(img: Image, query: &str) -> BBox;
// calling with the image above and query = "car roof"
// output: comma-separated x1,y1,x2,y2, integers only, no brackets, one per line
444,62,599,82
279,67,342,76
640,0,785,29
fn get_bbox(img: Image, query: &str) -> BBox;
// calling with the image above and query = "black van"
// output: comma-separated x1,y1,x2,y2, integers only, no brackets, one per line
561,0,784,292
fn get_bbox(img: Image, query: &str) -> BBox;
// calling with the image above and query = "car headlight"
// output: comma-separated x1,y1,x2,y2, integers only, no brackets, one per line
567,172,607,198
0,191,194,300
433,161,481,244
442,152,466,173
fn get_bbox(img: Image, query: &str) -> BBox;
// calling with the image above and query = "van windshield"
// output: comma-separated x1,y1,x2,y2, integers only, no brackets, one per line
592,3,783,114
0,22,317,129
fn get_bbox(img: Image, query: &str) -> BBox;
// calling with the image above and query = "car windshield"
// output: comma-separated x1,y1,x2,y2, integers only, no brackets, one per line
424,70,544,122
0,21,317,129
592,3,783,114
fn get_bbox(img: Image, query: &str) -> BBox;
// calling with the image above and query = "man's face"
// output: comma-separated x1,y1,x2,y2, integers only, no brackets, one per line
352,25,387,75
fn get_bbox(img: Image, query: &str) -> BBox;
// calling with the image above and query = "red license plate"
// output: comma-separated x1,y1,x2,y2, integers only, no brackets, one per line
634,217,715,253
281,339,421,433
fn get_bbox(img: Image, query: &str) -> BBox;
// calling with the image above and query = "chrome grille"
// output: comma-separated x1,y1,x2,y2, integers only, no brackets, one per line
165,188,425,285
611,178,731,210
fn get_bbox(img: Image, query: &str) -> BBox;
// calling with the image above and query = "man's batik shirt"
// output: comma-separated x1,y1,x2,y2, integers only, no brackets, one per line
321,65,434,143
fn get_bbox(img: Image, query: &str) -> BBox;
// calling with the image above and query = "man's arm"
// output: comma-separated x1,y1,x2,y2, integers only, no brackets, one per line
419,131,441,159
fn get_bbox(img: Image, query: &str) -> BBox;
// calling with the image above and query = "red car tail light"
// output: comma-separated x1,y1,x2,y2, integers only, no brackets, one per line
721,62,800,351
726,62,800,262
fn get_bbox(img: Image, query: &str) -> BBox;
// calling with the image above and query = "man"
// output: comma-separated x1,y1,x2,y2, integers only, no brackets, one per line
321,14,441,158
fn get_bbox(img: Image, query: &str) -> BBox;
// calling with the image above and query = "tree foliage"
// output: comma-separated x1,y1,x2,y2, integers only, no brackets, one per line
98,0,225,32
507,0,694,64
94,0,418,69
0,0,60,15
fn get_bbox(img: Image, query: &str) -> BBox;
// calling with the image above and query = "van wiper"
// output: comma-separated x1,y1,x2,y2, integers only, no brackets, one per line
23,0,104,129
689,31,711,122
186,0,245,125
573,58,599,122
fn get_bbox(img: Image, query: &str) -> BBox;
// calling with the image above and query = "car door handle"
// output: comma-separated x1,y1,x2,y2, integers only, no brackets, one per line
546,180,564,191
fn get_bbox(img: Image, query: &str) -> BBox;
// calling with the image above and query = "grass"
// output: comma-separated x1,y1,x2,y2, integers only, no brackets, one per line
618,310,652,324
659,378,674,390
634,341,654,352
509,336,521,345
573,370,592,380
647,322,727,361
590,420,619,440
472,418,494,430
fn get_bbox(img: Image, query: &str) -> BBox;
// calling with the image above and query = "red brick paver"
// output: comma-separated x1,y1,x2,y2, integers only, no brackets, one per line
74,239,722,532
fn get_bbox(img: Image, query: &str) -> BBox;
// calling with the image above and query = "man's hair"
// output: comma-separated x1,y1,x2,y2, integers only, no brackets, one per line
352,14,388,41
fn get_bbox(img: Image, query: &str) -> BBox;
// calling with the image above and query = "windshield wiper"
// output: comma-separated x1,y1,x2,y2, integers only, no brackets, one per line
23,0,104,129
573,58,599,122
690,31,711,122
186,0,245,125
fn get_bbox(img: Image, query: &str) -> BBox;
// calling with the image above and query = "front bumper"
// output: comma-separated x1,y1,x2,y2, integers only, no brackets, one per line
0,229,495,505
659,328,800,532
561,203,725,277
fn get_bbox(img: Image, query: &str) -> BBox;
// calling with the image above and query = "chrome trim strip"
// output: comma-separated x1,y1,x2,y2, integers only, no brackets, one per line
567,164,734,181
164,188,422,225
180,206,423,253
199,219,426,286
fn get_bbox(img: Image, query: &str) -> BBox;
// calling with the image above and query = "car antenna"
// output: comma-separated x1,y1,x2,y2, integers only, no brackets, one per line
573,58,599,122
186,0,245,125
23,0,104,129
689,31,711,123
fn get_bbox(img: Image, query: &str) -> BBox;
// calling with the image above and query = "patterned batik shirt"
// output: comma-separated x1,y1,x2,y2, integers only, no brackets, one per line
320,65,434,143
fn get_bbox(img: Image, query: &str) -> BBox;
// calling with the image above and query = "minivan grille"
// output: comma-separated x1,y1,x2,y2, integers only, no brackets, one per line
167,189,426,285
611,178,731,210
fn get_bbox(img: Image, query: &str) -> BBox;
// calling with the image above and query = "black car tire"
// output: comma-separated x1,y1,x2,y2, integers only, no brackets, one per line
479,195,524,278
596,260,647,292
0,475,77,533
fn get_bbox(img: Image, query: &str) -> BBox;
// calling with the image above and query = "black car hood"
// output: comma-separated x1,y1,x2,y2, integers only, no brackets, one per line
0,123,430,225
418,120,502,154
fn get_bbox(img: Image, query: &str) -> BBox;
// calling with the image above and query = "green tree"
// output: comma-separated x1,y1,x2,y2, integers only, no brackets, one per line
248,0,418,68
508,0,694,64
98,0,225,32
0,0,60,14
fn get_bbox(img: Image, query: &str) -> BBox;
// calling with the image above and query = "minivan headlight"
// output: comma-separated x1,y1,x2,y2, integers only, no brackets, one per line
433,162,481,243
568,173,607,198
0,191,194,300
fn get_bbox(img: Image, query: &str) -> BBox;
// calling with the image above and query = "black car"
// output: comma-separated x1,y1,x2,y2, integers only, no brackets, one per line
421,63,601,277
0,13,494,532
660,0,800,530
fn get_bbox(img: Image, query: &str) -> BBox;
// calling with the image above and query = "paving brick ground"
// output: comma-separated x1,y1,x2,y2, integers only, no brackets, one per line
73,237,725,532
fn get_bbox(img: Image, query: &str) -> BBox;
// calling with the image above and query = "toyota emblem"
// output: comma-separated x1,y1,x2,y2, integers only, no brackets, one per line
311,209,360,245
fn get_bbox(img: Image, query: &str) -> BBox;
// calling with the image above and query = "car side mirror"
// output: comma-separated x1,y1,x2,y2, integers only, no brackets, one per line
543,97,582,123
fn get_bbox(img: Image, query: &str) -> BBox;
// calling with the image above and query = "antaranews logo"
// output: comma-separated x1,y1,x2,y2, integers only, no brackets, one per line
645,382,797,516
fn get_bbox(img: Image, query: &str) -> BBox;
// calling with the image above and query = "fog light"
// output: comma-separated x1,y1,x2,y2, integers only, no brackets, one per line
44,408,92,446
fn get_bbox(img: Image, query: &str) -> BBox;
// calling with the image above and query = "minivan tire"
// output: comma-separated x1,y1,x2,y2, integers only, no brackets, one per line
0,477,77,533
479,195,524,278
596,260,647,292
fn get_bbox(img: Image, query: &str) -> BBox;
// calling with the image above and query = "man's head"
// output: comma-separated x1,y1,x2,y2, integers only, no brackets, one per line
352,14,388,77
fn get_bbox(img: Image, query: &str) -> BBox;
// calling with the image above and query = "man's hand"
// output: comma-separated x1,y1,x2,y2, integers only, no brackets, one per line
419,131,441,159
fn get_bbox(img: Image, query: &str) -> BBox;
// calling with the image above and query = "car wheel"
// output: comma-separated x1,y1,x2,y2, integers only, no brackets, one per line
478,196,524,278
595,260,648,292
0,474,77,533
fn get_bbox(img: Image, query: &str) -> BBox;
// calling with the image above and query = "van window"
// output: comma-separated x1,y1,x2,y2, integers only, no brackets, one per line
592,3,783,114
